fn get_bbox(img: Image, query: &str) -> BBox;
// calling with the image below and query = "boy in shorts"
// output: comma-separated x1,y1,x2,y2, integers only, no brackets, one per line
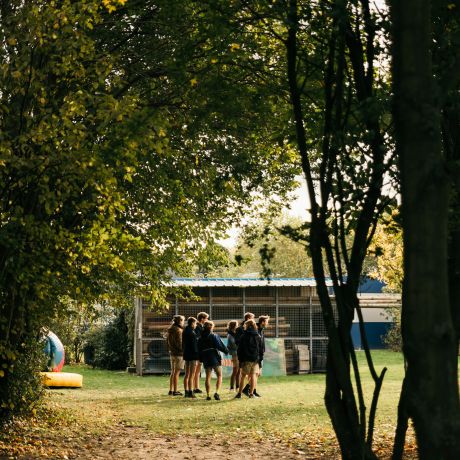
198,320,229,401
166,315,185,396
193,311,209,394
182,317,199,398
235,319,262,399
226,320,239,390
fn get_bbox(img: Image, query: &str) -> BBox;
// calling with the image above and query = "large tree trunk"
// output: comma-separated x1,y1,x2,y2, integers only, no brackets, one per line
391,1,460,458
442,106,460,343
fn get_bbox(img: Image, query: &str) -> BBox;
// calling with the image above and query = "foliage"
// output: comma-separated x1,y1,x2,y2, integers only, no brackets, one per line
368,211,403,293
44,299,106,364
0,338,46,420
192,241,233,277
382,307,402,352
82,309,130,370
367,211,403,351
218,213,314,278
198,1,395,458
0,0,298,421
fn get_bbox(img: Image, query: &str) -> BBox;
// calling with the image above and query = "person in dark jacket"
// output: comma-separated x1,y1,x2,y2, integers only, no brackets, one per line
193,311,209,394
234,312,254,390
235,319,262,399
241,315,270,397
166,315,185,396
182,317,199,398
198,320,229,401
234,312,255,346
226,320,239,390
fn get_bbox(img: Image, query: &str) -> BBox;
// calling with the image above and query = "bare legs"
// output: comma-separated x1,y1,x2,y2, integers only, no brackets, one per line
205,367,222,398
237,370,257,396
230,361,239,389
184,361,198,392
193,363,202,391
235,367,241,390
169,368,180,392
205,368,212,396
215,367,222,394
237,371,248,396
250,372,258,395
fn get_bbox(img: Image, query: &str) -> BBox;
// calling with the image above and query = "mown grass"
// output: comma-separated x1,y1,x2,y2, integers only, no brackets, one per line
52,350,407,449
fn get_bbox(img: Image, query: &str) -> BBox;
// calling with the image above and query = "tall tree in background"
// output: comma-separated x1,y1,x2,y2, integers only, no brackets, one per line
391,1,460,458
201,1,395,457
368,210,403,293
284,2,393,457
220,214,314,278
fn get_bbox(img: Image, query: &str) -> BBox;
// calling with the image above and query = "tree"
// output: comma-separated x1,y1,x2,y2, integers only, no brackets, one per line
198,1,395,457
368,210,403,293
367,211,403,351
219,213,314,278
391,1,460,458
0,0,297,421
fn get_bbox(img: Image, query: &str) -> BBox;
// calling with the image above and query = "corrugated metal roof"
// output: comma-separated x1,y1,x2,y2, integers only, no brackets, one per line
170,277,332,287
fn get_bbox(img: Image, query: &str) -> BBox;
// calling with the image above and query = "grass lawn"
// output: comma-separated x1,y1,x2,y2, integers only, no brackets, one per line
50,350,411,455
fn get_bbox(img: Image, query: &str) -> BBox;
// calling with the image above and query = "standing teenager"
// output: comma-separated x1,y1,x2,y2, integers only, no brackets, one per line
254,315,270,397
193,311,209,394
166,315,185,396
234,312,254,390
241,315,269,397
182,317,199,398
198,320,229,401
226,320,239,390
235,319,262,399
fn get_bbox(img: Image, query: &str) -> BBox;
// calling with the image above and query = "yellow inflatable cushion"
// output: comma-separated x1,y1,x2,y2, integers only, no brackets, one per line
41,372,83,388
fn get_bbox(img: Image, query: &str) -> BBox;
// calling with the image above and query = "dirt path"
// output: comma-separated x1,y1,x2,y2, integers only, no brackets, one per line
1,419,418,459
73,423,310,460
1,422,319,460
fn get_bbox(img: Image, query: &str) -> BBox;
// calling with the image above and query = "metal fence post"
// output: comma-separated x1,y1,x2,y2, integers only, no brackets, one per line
275,287,279,338
309,287,313,373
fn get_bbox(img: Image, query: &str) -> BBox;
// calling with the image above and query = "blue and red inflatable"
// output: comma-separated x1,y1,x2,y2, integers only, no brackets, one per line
43,330,65,372
42,330,83,388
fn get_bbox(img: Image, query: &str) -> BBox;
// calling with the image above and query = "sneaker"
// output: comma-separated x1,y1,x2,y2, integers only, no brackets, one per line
193,388,203,394
168,391,173,396
172,391,183,396
234,393,242,399
248,394,254,398
214,393,220,401
242,384,250,396
206,396,212,401
253,390,261,397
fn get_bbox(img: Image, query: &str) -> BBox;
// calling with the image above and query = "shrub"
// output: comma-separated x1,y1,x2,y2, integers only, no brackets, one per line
382,306,402,351
0,337,46,423
83,309,130,370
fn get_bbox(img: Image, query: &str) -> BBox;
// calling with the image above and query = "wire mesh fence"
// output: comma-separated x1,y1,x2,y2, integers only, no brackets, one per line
138,285,331,374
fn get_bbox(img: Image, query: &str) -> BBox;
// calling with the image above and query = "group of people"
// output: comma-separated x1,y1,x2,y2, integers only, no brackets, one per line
165,311,270,401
